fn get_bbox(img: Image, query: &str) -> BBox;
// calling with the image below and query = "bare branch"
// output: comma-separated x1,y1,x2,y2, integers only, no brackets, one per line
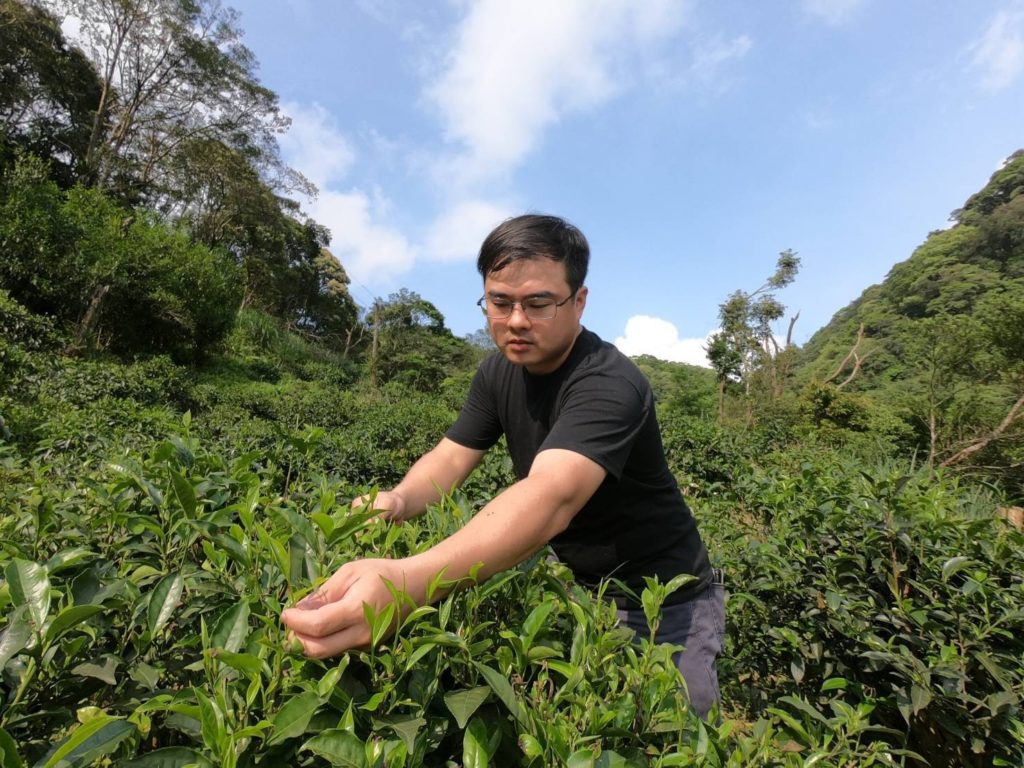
940,391,1024,468
824,324,865,387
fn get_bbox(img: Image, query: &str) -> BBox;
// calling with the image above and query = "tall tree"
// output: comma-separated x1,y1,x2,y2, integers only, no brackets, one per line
706,250,800,419
0,0,102,184
36,0,306,205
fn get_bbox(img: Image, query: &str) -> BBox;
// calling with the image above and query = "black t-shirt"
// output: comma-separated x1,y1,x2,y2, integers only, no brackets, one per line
446,328,711,607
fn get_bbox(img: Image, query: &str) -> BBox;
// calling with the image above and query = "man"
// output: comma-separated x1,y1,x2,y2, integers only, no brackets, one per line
281,214,725,717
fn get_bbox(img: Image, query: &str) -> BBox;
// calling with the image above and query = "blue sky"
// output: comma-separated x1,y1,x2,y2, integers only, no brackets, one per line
228,0,1024,366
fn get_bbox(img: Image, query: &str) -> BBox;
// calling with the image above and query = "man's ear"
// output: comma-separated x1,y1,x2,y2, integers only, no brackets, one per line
575,286,588,318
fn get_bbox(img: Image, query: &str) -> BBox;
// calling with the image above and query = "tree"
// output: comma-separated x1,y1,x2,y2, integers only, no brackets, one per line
368,290,474,391
37,0,305,205
0,0,102,185
705,250,800,420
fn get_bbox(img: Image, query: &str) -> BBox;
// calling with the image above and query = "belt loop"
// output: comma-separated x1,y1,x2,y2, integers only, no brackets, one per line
711,567,725,586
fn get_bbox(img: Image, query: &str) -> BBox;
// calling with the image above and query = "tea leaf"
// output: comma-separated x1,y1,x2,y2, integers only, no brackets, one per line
462,717,489,768
267,690,320,746
521,599,554,649
71,654,121,685
941,556,972,581
5,559,50,629
0,612,32,670
0,726,24,768
121,746,215,767
35,716,135,768
472,662,527,726
373,714,425,755
44,604,104,646
147,573,184,638
209,600,250,653
45,548,96,575
208,649,263,678
444,686,490,729
301,729,367,767
518,733,543,760
169,469,197,517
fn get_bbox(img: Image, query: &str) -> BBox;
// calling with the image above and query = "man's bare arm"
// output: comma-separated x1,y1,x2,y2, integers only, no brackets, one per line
355,437,486,522
283,448,606,657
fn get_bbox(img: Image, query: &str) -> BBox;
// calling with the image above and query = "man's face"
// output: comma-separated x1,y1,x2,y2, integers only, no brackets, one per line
483,256,587,375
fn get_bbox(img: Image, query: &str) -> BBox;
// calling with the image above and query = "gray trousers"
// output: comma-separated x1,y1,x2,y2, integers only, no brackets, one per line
616,574,726,720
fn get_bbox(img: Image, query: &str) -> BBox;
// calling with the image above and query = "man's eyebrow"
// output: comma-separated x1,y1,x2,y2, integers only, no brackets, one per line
486,290,556,299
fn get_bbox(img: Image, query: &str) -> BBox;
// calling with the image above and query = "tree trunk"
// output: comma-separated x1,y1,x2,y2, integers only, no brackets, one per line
72,283,111,352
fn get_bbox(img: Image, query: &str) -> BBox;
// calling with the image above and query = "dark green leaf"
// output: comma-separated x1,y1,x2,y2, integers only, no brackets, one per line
36,716,134,768
121,747,215,767
209,600,250,653
71,654,121,686
267,691,320,746
300,729,367,767
44,604,104,646
45,549,96,575
0,612,32,670
373,714,425,755
444,686,491,729
472,662,526,726
169,469,197,517
0,727,24,768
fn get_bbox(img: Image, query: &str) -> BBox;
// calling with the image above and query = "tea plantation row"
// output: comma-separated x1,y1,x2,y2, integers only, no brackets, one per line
0,350,1022,765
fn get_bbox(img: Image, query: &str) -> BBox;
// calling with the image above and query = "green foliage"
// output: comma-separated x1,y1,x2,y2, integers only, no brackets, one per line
631,356,718,419
705,451,1024,766
369,290,476,392
0,153,243,359
5,411,988,766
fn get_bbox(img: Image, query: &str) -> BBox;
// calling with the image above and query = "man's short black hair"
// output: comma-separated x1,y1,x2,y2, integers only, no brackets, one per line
477,214,589,294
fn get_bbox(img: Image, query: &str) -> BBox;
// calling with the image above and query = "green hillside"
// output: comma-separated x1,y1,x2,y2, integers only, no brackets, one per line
795,151,1024,484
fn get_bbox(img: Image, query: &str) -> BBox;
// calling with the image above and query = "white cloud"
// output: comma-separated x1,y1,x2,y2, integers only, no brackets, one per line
802,0,867,26
425,0,690,187
308,189,417,286
969,3,1024,92
426,200,513,263
280,102,357,189
614,315,713,367
688,34,753,86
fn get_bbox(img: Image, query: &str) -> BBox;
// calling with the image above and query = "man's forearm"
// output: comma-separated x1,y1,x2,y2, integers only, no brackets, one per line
400,450,604,601
387,438,484,521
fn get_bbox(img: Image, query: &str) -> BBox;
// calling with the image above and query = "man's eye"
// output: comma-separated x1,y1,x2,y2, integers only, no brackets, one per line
490,300,512,310
524,299,554,310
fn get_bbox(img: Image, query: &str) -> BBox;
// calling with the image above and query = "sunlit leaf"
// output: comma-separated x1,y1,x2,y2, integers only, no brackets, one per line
148,573,184,638
5,559,50,629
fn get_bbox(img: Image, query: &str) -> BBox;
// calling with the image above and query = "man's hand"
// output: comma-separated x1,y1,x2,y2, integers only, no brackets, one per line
351,490,407,523
281,558,412,659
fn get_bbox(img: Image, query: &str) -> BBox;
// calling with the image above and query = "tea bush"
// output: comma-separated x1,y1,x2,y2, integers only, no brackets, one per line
1,417,936,767
704,451,1024,767
1,354,1022,766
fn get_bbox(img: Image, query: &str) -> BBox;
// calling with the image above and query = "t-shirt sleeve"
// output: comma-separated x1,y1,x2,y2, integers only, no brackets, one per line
541,371,649,480
445,361,504,450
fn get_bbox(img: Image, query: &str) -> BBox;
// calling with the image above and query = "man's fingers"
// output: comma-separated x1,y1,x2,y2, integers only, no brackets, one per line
282,595,363,638
290,624,371,659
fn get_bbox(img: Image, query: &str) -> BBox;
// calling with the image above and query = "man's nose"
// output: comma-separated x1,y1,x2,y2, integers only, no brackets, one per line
507,303,532,329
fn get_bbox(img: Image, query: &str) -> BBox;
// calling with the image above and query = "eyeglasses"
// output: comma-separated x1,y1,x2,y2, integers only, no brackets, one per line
476,292,576,320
